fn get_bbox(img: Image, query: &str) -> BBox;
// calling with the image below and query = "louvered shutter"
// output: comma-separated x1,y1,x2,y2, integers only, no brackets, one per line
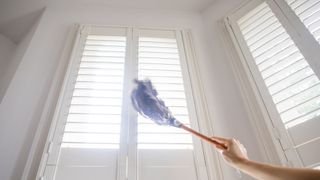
38,26,211,180
285,0,320,44
136,30,198,180
43,27,128,180
229,1,320,168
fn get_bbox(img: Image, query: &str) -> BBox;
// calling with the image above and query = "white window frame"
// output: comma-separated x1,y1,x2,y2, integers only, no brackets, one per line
35,24,223,180
225,0,320,167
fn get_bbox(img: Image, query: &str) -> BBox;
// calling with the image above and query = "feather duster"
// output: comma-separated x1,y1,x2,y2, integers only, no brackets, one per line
131,79,226,149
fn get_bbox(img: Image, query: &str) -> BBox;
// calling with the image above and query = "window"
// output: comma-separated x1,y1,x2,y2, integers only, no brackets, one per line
37,26,210,180
285,0,320,44
227,0,320,169
62,35,126,149
137,35,193,150
237,2,320,128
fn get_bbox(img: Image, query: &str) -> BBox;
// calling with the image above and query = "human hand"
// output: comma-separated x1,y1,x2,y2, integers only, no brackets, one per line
211,136,248,168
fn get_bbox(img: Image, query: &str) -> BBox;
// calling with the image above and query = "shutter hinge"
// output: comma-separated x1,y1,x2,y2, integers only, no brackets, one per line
47,141,54,154
125,156,129,179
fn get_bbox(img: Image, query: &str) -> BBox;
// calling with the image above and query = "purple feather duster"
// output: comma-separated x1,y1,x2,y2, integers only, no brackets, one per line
130,79,227,149
131,79,182,127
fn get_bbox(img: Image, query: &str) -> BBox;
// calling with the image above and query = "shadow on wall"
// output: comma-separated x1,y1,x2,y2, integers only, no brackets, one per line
0,8,45,103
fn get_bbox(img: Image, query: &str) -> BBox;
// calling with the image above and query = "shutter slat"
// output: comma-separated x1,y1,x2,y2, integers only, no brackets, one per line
266,65,310,87
274,82,320,104
278,92,320,113
247,24,283,49
245,16,278,43
258,49,299,71
270,74,315,95
239,3,270,31
238,3,268,25
261,53,303,78
281,96,320,122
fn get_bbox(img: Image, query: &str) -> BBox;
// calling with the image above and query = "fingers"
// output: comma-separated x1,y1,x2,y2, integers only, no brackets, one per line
211,136,231,144
215,144,226,150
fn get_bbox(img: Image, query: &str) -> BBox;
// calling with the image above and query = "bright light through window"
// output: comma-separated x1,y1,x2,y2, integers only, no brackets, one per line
237,2,320,128
61,35,126,149
137,36,194,149
285,0,320,44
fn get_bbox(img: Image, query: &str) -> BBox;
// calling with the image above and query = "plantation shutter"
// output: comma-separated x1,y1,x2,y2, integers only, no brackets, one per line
227,0,320,168
38,26,211,180
41,27,128,180
285,0,320,44
136,29,202,180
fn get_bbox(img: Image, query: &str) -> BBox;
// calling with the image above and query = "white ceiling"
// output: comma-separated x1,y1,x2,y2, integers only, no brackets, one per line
48,0,216,12
0,9,43,43
0,0,217,43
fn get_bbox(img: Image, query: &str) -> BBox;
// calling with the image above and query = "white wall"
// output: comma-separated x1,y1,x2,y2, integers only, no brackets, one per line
0,1,270,180
0,14,42,180
0,0,45,24
200,0,271,179
0,34,16,101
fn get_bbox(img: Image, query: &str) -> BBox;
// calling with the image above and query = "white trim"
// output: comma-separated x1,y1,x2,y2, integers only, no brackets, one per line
127,27,138,180
35,24,84,179
117,27,132,180
179,29,224,180
222,18,284,165
176,30,208,180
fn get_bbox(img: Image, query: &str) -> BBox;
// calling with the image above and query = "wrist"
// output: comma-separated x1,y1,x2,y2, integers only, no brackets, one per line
233,157,250,168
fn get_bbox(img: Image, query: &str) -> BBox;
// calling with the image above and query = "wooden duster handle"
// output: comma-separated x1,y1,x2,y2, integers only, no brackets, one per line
180,124,227,149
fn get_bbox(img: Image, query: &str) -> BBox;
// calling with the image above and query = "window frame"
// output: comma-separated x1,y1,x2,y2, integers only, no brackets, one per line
225,0,320,167
36,25,222,180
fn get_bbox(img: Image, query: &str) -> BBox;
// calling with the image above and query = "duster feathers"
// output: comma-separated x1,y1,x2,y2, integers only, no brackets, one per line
131,79,182,128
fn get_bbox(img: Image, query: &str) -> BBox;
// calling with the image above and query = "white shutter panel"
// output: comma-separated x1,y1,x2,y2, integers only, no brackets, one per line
137,30,198,180
235,2,320,168
53,32,127,180
285,0,320,44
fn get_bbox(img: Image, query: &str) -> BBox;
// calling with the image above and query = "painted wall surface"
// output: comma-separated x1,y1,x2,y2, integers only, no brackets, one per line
0,34,16,101
0,1,268,180
0,16,41,180
200,0,269,179
0,0,45,24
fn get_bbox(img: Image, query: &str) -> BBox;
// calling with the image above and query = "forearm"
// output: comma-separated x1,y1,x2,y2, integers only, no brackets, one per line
236,159,320,180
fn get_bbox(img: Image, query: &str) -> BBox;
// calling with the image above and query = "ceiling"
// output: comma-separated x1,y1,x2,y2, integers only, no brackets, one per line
0,0,216,43
48,0,216,12
0,9,43,43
